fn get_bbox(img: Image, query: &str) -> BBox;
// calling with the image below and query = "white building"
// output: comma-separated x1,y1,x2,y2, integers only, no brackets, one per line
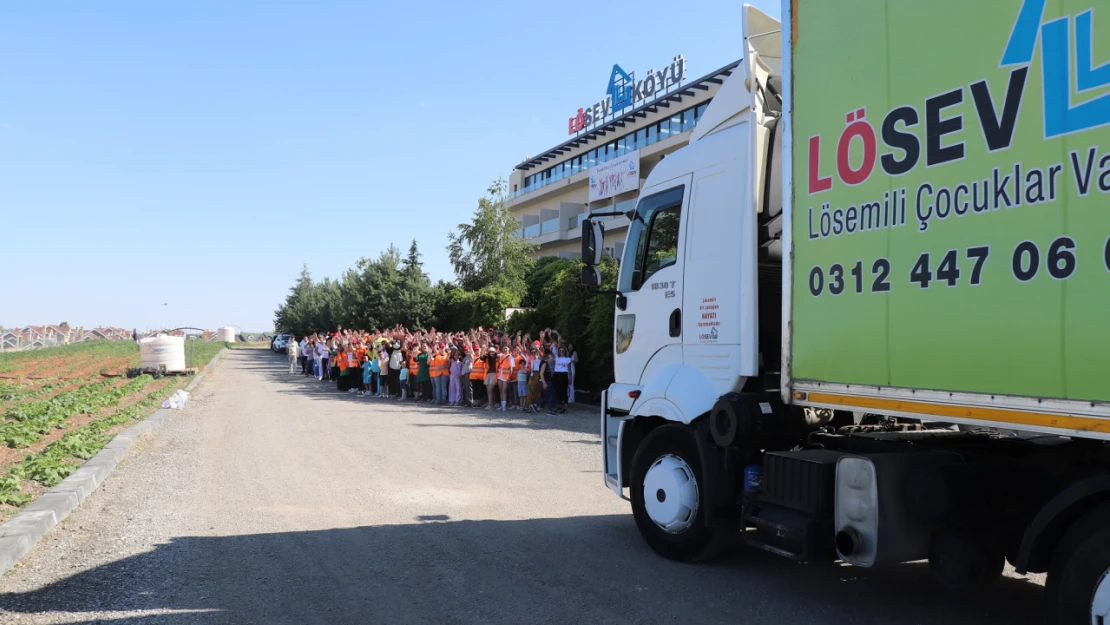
508,58,739,261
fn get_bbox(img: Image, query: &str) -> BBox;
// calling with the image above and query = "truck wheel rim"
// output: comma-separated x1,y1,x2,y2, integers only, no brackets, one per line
1091,567,1110,624
643,454,698,534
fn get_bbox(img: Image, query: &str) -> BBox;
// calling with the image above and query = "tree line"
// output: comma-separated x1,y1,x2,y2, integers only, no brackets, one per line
273,180,620,390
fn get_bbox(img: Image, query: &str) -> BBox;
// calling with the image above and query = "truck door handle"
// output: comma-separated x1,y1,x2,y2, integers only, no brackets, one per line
669,308,681,337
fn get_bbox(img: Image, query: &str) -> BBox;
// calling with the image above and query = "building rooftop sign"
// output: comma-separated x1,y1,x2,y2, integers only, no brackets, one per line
568,55,687,135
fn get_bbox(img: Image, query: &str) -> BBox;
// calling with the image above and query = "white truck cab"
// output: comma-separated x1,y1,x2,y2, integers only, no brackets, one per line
585,5,781,427
579,4,1110,623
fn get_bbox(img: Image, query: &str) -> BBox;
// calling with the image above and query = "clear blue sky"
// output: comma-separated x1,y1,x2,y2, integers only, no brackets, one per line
0,0,779,332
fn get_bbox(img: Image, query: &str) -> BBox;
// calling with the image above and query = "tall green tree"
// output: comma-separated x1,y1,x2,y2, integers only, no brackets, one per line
397,240,436,328
402,239,423,277
274,265,317,335
447,179,536,296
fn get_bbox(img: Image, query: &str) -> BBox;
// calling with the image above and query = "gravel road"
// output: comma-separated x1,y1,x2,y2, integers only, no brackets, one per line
0,349,1046,624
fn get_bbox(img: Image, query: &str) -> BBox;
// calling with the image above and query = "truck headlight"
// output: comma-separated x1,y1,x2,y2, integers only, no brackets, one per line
615,315,635,354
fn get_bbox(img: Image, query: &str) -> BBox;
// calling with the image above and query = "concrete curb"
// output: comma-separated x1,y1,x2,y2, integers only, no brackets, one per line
0,348,226,576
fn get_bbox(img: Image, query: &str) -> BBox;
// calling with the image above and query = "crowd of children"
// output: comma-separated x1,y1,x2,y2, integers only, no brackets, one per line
288,325,578,415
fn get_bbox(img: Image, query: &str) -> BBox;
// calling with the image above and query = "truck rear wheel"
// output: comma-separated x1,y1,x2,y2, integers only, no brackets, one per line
630,424,729,562
1046,502,1110,625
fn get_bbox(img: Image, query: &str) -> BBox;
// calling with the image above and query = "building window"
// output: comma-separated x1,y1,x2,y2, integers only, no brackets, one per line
515,100,715,198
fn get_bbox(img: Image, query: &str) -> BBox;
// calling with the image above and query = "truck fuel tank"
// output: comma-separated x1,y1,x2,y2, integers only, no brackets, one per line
835,452,963,567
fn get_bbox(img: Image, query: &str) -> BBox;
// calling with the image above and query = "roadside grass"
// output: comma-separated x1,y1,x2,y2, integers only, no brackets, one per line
226,341,269,349
0,339,229,375
0,340,138,377
189,341,229,364
0,340,138,371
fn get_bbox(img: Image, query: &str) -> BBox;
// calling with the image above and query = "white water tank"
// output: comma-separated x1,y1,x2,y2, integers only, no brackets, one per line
217,327,236,342
139,334,187,372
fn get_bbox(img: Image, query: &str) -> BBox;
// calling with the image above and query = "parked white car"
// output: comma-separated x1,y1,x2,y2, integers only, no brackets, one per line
271,334,292,352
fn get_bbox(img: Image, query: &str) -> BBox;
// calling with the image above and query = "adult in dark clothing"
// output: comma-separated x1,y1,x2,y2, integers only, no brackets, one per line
540,348,556,414
416,345,432,401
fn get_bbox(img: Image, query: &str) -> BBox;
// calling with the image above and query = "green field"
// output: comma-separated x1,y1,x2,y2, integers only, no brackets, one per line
0,339,226,512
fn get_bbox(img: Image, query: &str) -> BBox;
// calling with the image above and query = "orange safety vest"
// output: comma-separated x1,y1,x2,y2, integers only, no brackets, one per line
430,355,446,377
470,358,487,381
336,351,349,371
497,354,512,380
409,356,419,376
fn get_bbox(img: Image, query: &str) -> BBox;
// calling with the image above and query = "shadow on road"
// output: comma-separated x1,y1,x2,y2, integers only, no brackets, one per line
0,515,1043,625
232,349,599,436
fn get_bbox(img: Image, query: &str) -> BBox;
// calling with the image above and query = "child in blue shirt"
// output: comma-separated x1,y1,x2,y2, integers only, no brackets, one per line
368,349,382,397
362,356,375,397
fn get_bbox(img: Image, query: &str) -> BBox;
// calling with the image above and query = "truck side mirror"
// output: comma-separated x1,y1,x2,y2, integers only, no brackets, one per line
581,218,604,266
581,266,601,288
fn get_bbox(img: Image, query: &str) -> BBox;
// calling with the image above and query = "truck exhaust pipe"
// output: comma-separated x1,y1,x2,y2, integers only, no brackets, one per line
835,527,863,557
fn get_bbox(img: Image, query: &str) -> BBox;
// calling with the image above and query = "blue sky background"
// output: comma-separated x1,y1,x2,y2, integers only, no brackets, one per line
0,0,780,331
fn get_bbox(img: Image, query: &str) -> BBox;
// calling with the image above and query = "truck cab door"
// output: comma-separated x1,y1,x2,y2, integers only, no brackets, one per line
681,119,760,395
614,178,691,386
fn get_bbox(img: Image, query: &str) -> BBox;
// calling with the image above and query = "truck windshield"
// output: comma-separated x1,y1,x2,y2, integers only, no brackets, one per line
619,185,684,292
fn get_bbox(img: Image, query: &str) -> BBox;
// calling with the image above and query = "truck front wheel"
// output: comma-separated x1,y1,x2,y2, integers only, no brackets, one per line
1046,502,1110,625
630,424,729,562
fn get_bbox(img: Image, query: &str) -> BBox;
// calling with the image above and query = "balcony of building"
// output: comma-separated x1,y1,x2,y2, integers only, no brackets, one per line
516,201,588,246
516,194,639,257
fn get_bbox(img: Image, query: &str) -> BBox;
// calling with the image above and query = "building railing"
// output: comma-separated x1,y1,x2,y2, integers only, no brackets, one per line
511,102,706,199
518,199,638,241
